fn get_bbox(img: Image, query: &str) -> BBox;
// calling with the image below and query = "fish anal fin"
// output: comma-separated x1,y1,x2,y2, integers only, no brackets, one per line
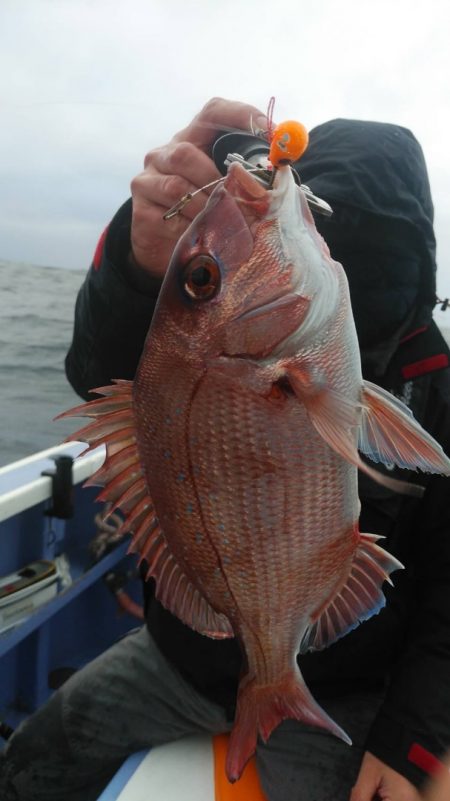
360,380,450,475
302,531,403,653
127,516,233,640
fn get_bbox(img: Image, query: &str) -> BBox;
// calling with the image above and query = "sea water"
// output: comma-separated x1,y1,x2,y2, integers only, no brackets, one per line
0,260,85,467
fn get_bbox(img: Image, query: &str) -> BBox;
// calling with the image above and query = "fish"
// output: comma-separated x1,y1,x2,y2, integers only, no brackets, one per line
61,160,450,782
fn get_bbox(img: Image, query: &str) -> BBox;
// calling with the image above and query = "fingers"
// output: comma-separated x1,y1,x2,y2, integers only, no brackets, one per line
130,143,217,278
142,141,221,218
173,96,268,150
129,97,268,278
350,761,379,801
143,141,220,191
130,144,215,277
131,169,208,226
130,200,187,281
351,752,421,801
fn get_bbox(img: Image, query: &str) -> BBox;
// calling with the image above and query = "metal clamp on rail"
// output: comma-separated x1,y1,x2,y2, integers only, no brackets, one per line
42,455,74,519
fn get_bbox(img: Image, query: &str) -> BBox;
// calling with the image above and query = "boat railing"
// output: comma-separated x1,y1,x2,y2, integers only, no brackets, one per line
0,442,105,523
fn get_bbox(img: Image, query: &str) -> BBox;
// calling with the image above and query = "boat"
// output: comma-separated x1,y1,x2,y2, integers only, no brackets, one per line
0,442,267,800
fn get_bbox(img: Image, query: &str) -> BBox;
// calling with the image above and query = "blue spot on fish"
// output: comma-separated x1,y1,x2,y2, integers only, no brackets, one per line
186,503,194,515
218,523,225,532
195,532,203,543
163,450,172,459
177,472,186,483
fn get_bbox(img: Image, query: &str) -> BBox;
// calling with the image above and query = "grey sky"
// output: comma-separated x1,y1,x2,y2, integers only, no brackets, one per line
1,0,450,320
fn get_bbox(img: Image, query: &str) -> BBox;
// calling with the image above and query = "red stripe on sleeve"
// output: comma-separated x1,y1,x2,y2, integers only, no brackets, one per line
402,354,449,380
399,326,428,344
408,743,449,777
92,225,109,271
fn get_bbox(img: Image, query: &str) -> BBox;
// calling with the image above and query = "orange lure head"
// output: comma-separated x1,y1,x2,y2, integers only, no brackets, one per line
269,120,309,168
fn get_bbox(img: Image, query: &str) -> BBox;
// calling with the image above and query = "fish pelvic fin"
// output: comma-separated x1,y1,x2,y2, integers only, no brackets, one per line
360,380,450,475
226,669,351,782
287,366,424,497
301,530,403,653
60,380,233,640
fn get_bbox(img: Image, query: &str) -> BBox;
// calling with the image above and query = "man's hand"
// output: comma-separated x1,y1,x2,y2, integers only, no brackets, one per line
350,752,421,801
423,755,450,801
129,97,268,281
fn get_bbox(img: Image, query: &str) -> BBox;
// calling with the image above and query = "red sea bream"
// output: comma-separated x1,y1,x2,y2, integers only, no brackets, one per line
63,160,450,781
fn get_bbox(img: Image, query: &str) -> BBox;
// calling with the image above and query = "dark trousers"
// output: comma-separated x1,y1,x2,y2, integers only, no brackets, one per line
0,627,382,801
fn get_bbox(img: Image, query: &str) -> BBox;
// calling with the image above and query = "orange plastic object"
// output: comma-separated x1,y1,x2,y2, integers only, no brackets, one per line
213,734,268,801
269,120,309,167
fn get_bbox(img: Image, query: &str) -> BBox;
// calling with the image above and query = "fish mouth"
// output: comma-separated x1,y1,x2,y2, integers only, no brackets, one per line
223,163,302,325
223,162,271,221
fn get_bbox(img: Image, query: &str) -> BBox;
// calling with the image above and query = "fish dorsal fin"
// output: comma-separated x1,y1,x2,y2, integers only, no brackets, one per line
300,532,403,653
59,380,233,640
359,380,450,474
287,365,424,498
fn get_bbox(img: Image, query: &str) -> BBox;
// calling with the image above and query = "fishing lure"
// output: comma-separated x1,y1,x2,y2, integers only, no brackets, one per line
163,98,310,220
269,120,309,167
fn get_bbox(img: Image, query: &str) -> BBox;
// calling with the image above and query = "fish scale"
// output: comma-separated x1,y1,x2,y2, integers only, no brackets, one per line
174,369,357,661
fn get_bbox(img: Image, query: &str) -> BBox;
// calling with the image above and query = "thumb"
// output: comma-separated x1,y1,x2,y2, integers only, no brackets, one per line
350,754,382,801
175,97,268,149
350,778,379,801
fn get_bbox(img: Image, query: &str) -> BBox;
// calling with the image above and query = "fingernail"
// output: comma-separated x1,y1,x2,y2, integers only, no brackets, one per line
254,114,268,133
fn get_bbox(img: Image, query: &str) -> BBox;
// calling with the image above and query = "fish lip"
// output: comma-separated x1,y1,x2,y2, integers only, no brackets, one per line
222,162,271,225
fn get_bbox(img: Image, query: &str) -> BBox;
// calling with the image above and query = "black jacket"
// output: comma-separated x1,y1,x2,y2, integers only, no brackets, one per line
66,119,450,788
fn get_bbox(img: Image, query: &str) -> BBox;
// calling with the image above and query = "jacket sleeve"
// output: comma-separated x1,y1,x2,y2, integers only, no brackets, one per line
65,199,162,400
364,380,450,788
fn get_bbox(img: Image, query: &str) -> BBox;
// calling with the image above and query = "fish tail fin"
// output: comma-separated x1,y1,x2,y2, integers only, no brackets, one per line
226,670,351,782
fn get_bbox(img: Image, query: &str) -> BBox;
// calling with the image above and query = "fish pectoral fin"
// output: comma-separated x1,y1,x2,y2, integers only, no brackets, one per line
223,293,310,358
300,532,404,653
360,380,450,475
288,366,424,497
288,363,360,426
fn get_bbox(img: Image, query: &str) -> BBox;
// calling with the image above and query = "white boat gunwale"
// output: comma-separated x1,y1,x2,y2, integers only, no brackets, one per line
0,442,105,524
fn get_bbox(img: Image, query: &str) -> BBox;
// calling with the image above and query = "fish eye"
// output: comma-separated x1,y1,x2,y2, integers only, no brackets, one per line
182,255,221,301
